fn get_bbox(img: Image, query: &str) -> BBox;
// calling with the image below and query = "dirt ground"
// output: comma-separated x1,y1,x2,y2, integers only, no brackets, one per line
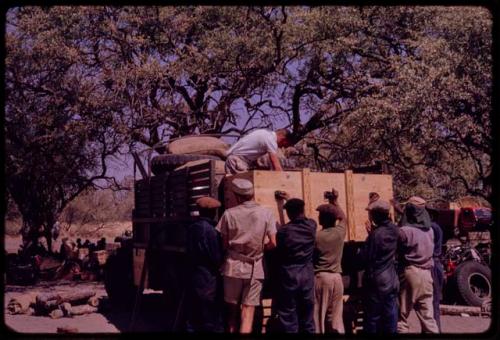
3,280,492,334
3,225,492,335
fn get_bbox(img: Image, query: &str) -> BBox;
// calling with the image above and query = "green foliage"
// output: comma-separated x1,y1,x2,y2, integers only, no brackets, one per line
5,6,492,241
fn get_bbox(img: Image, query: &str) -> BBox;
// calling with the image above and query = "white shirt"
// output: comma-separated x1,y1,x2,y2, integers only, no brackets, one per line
216,201,277,279
227,129,278,162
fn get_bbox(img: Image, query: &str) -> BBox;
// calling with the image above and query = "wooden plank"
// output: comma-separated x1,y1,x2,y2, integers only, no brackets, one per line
344,170,356,241
351,173,394,241
440,304,487,316
133,248,148,287
301,168,313,219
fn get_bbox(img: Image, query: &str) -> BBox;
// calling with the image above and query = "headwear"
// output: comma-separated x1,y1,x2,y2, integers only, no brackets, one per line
368,192,380,204
196,196,221,209
399,196,431,230
231,178,254,196
406,196,426,207
366,200,391,213
316,203,343,220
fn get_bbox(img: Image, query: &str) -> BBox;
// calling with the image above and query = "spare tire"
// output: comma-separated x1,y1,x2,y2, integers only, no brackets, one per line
151,154,221,175
454,261,491,306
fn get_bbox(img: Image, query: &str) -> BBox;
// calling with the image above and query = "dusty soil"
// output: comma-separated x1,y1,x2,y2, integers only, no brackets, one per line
3,280,492,334
3,222,492,334
4,282,169,334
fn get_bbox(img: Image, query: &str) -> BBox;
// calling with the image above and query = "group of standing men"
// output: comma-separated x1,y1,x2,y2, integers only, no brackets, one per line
184,128,444,334
185,178,347,333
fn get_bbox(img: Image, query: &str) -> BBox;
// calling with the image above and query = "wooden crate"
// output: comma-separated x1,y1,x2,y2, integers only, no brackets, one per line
224,169,394,242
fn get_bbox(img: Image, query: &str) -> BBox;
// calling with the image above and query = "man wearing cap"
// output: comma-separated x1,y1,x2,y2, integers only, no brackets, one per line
359,200,399,334
225,128,293,174
397,196,439,333
216,178,277,333
313,203,346,334
185,196,224,332
272,198,316,333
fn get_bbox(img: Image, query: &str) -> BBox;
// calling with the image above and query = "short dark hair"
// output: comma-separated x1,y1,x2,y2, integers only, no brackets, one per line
284,198,305,216
276,128,293,141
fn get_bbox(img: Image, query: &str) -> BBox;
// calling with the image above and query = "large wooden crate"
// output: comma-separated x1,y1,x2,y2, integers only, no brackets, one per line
224,169,394,242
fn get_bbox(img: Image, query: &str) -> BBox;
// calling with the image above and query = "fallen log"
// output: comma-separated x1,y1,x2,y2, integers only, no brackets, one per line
60,303,98,317
440,304,490,316
7,293,37,314
36,290,96,312
87,296,100,307
49,309,64,319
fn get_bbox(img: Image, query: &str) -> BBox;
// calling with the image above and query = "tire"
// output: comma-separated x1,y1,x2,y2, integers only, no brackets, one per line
453,261,491,306
151,154,220,175
104,248,136,309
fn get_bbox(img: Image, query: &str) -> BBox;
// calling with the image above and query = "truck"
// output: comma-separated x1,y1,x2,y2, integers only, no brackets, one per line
104,146,397,333
432,200,492,307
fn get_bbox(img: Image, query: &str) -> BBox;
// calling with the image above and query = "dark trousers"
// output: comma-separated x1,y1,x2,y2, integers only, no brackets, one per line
274,265,315,333
431,261,444,332
185,295,223,332
363,291,398,334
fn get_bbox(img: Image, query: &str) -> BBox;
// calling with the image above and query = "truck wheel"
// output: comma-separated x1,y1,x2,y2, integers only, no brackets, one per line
151,154,220,175
454,261,491,306
104,249,136,309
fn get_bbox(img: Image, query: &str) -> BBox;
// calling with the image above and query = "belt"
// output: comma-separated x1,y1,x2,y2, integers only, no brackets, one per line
227,250,263,281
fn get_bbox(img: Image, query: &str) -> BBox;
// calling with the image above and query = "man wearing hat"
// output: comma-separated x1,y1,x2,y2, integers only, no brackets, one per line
225,128,293,174
216,178,277,333
271,198,316,333
397,196,439,333
359,200,399,334
313,203,346,334
185,196,224,332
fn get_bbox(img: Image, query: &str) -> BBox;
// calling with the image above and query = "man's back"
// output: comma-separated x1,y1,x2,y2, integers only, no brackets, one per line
217,200,276,279
363,221,398,275
276,217,317,266
227,129,277,162
314,222,346,273
398,225,435,269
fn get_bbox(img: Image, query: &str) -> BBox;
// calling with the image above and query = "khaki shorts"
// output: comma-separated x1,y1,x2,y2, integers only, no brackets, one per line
223,276,263,306
224,155,250,174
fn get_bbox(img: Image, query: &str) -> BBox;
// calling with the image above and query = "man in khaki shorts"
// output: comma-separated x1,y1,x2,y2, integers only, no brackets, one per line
224,128,293,174
216,178,277,333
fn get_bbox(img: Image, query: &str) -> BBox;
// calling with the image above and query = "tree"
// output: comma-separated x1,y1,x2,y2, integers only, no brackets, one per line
272,7,492,201
6,7,127,251
5,6,492,250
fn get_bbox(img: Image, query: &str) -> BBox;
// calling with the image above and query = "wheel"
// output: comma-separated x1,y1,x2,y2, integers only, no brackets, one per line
151,154,220,175
453,261,491,306
104,248,136,309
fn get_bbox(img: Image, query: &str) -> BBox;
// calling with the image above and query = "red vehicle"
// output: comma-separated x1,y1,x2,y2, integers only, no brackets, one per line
438,205,492,306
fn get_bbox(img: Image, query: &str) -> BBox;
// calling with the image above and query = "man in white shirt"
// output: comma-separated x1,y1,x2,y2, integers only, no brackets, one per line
225,129,293,174
217,178,277,333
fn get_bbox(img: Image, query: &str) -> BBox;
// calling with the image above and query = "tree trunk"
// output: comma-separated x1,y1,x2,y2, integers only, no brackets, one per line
36,290,96,312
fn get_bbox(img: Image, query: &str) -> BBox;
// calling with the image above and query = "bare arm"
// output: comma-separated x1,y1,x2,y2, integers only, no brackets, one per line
268,152,283,171
264,233,277,250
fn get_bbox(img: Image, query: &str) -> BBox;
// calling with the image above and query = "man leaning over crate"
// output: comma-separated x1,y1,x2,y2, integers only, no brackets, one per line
224,129,293,174
216,178,277,333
